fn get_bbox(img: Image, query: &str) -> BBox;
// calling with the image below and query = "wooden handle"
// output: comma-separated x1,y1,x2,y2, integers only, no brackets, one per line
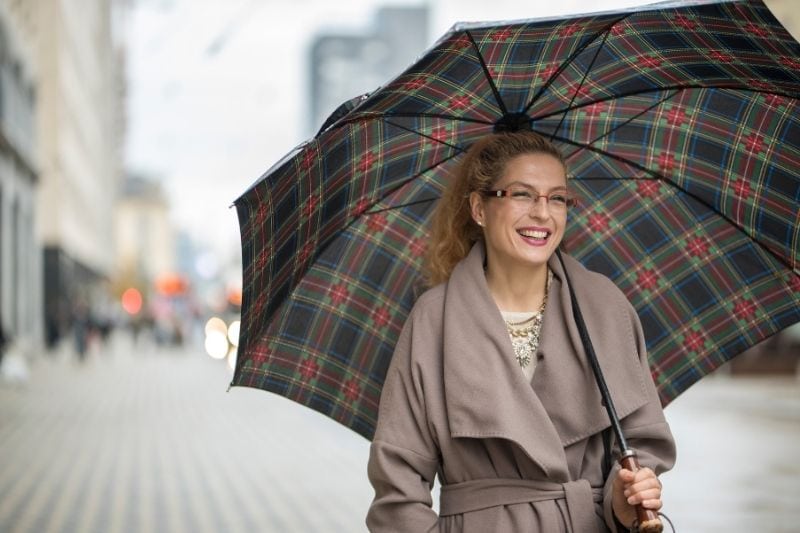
619,452,662,533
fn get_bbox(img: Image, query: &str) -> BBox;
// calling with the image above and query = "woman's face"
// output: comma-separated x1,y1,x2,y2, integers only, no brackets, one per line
469,152,569,273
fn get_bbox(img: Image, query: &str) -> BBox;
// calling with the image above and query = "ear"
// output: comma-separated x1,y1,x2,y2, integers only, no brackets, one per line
469,191,485,226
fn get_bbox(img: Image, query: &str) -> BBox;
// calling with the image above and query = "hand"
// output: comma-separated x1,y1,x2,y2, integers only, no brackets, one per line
611,466,662,528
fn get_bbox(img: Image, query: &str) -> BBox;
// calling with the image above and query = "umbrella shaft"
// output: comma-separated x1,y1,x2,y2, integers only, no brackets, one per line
555,250,629,451
556,250,663,533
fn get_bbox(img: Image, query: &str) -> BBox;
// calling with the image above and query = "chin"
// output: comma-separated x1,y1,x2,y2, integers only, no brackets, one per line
523,245,557,261
514,253,551,268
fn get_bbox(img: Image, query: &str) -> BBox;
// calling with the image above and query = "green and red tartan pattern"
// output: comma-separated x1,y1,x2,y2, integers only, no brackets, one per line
552,87,798,269
562,177,799,402
234,0,800,439
238,164,447,436
238,116,485,348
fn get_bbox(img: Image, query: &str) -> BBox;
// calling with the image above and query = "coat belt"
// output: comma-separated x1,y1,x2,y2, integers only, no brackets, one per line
439,478,602,532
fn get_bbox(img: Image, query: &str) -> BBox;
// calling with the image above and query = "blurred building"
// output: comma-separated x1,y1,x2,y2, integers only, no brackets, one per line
114,173,176,289
309,5,429,135
0,2,41,347
5,0,126,347
114,173,196,346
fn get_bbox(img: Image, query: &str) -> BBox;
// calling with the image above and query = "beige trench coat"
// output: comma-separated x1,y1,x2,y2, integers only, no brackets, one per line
367,242,676,532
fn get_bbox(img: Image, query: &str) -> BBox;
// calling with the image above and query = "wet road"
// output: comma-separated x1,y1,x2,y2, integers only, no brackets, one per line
0,334,797,532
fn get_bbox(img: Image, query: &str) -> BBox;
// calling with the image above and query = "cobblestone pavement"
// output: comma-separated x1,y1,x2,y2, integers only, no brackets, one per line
1,334,798,532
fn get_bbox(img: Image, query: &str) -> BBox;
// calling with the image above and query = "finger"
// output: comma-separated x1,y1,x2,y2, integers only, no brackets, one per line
622,479,661,503
625,470,660,491
616,468,636,483
624,478,661,499
615,474,636,509
626,486,661,504
639,498,663,511
631,467,657,483
629,474,660,489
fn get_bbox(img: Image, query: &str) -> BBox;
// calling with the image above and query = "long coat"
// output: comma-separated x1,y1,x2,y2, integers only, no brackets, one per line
366,242,676,532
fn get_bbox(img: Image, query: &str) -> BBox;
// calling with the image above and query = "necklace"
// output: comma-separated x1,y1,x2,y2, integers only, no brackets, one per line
504,270,552,368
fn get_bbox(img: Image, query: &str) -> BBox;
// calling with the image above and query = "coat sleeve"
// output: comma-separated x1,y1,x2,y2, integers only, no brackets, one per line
366,310,441,532
602,301,677,532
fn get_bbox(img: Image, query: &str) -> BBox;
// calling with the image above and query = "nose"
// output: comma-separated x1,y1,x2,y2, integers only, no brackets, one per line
528,195,550,215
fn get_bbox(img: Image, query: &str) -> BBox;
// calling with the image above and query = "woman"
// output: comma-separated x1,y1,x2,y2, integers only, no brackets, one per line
366,131,675,532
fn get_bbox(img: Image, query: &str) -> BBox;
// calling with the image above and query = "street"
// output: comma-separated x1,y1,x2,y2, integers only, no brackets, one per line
1,334,798,533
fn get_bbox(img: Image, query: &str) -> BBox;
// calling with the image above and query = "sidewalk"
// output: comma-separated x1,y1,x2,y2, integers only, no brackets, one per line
661,372,800,532
0,334,372,533
1,333,798,532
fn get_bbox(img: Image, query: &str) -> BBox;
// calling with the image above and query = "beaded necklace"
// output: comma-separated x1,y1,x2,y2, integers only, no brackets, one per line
504,269,552,369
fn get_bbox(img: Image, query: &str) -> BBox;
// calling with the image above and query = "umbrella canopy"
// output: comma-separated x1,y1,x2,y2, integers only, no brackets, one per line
232,0,800,440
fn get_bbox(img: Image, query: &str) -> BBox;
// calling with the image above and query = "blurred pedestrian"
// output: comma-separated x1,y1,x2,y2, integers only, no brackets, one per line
367,132,676,532
73,301,90,361
0,314,7,368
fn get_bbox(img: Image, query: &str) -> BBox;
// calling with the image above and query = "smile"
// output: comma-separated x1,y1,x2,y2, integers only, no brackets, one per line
517,228,550,240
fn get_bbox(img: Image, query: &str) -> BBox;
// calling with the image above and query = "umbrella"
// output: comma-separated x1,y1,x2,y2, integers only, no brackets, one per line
231,0,800,441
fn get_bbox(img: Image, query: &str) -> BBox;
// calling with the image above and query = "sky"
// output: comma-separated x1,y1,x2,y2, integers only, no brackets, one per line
123,0,695,269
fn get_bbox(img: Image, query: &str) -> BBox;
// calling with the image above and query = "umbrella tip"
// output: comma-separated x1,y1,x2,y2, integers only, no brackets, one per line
494,112,532,133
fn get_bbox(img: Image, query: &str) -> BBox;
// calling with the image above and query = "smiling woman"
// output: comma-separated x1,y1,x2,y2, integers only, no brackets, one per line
366,131,676,532
470,152,570,305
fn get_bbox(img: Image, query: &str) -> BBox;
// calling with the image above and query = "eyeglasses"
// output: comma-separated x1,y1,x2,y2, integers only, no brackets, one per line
481,186,577,211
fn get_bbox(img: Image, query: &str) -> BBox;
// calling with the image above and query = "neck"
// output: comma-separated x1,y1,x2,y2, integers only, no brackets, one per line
485,262,549,312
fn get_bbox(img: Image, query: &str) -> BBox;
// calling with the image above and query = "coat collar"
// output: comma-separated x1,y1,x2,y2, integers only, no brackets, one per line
442,242,649,481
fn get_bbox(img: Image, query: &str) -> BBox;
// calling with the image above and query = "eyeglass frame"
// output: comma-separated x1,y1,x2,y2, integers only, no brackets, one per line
479,187,578,209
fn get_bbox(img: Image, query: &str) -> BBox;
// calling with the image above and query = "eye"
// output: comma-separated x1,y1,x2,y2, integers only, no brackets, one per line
549,194,568,205
509,189,532,199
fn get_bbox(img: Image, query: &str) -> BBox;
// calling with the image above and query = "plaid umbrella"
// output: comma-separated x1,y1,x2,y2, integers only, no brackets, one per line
232,0,800,440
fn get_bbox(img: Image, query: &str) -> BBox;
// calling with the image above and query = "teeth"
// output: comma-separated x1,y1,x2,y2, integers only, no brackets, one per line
519,229,548,239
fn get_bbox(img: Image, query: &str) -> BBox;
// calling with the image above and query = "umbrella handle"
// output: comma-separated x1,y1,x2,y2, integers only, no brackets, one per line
619,450,663,533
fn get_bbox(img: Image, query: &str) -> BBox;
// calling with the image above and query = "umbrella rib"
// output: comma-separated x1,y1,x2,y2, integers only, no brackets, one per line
465,29,509,117
337,111,494,128
384,118,470,152
532,84,799,122
523,14,629,116
360,149,464,212
548,25,615,142
562,89,680,160
547,134,797,274
547,132,670,180
366,197,439,215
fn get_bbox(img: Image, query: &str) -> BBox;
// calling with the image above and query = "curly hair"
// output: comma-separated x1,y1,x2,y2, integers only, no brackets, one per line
423,131,567,286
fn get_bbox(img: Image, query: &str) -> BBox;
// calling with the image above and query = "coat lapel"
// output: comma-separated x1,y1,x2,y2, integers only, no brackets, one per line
537,253,649,447
441,243,650,481
442,243,569,480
